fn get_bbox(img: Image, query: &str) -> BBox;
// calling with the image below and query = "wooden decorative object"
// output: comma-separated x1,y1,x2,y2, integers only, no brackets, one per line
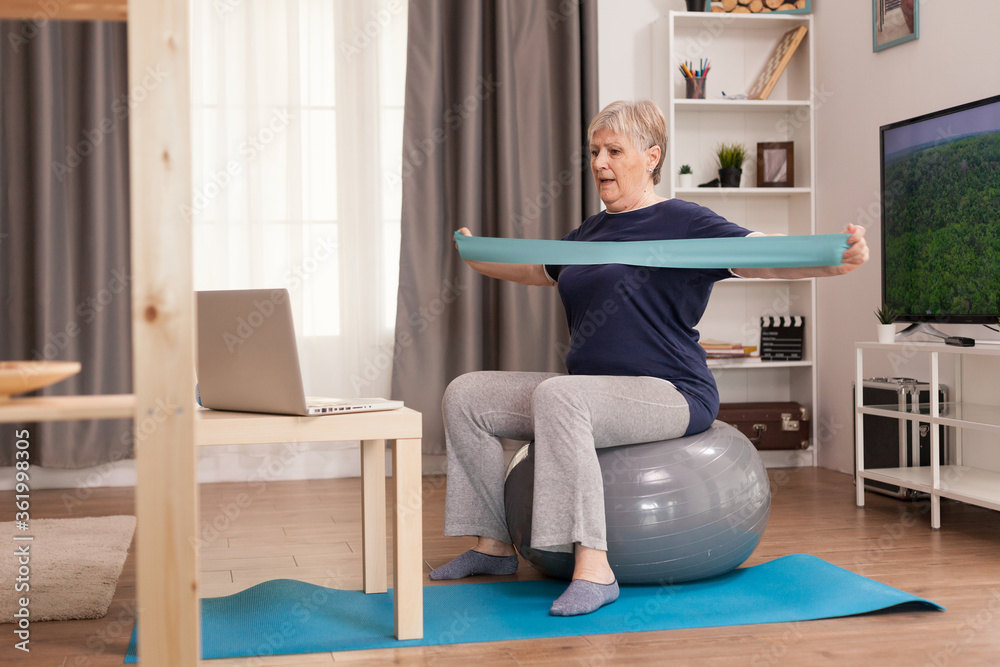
711,0,809,12
745,25,808,100
0,361,81,401
0,0,126,21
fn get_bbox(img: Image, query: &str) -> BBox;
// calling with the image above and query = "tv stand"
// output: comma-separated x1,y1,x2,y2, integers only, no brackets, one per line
896,322,950,341
856,341,1000,529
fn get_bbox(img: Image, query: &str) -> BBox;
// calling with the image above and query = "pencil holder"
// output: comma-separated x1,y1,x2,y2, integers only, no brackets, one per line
685,76,707,99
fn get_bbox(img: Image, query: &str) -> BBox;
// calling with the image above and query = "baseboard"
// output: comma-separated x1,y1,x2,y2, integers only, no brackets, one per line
758,448,816,468
0,440,376,491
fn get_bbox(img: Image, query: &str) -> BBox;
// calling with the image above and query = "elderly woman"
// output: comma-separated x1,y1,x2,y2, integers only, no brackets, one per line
430,100,869,616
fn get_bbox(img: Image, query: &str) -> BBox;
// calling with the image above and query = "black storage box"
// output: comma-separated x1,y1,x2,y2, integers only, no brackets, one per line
853,377,949,499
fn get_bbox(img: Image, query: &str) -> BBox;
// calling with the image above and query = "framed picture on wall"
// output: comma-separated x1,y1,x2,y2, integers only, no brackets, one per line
757,142,794,188
873,0,919,52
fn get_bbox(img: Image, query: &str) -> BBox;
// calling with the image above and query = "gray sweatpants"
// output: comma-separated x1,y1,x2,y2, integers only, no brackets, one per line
442,371,691,552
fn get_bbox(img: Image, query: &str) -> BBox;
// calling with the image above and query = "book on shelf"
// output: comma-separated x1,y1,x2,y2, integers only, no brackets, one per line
700,339,758,358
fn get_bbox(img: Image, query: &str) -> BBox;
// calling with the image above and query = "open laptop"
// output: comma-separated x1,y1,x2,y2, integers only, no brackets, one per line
196,289,403,416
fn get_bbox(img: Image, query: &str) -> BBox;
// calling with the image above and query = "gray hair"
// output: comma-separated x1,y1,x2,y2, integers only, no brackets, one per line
587,100,668,185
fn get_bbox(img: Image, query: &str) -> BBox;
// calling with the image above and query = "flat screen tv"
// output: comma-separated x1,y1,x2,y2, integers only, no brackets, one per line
880,93,1000,339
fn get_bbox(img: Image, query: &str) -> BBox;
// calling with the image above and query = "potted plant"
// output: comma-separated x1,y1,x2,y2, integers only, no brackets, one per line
716,143,746,188
678,164,693,188
874,305,899,344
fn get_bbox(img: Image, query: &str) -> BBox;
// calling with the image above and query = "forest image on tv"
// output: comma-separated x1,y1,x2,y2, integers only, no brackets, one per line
883,130,1000,318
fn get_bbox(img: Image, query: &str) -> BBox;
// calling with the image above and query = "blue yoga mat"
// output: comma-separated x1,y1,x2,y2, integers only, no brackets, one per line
454,232,850,268
124,554,941,661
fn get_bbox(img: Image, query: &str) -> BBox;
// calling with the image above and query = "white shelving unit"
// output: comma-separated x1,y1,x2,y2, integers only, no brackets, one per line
855,342,1000,529
654,11,817,466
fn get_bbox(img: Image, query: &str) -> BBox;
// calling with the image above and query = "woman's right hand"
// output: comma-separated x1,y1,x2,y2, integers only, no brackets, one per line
452,228,552,286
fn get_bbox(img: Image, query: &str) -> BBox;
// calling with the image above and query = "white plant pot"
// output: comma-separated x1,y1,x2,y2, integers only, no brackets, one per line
678,173,694,188
877,323,896,344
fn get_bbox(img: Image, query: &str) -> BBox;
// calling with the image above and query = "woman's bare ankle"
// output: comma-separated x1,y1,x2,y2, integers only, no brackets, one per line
572,544,615,584
473,537,516,557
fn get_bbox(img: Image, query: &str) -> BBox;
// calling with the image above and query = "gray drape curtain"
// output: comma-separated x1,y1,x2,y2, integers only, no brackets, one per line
0,21,132,468
392,0,599,454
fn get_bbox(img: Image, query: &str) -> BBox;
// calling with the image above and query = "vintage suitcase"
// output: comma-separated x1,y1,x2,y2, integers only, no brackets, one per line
717,401,811,450
853,377,949,499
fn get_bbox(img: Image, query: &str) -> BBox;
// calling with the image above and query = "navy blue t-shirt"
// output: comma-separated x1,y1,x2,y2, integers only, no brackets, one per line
545,199,753,435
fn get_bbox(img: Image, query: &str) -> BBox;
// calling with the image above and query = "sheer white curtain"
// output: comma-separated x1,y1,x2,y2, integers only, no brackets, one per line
191,0,405,402
189,0,406,481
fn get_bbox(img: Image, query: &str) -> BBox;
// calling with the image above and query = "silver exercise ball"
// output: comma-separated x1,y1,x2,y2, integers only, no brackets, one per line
503,421,770,585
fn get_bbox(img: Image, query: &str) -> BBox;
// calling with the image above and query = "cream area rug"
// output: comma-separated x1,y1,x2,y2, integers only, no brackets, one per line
2,515,136,622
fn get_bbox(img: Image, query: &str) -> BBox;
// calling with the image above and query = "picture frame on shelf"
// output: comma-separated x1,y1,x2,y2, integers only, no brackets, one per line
873,0,918,52
746,26,808,101
706,0,810,14
757,142,794,188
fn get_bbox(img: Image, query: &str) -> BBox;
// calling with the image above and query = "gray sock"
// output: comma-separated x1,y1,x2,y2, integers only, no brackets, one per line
549,578,620,616
428,549,519,580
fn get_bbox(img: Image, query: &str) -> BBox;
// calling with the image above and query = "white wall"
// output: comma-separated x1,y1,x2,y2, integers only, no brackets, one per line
597,0,1000,473
597,0,675,107
812,0,1000,472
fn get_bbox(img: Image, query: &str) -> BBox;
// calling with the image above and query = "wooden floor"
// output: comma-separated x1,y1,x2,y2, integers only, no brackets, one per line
5,467,1000,666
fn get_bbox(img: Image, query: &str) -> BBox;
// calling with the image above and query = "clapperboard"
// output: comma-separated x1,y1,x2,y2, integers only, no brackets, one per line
760,316,804,361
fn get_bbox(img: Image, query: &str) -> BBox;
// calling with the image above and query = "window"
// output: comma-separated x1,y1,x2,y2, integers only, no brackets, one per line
190,0,407,398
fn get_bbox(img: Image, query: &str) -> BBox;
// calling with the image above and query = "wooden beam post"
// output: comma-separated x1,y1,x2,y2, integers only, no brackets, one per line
128,0,199,663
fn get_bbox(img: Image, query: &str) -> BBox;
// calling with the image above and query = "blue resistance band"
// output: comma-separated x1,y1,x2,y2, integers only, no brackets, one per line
454,232,850,269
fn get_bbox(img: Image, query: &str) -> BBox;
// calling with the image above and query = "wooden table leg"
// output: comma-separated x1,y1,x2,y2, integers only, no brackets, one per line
361,439,387,594
392,437,423,640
